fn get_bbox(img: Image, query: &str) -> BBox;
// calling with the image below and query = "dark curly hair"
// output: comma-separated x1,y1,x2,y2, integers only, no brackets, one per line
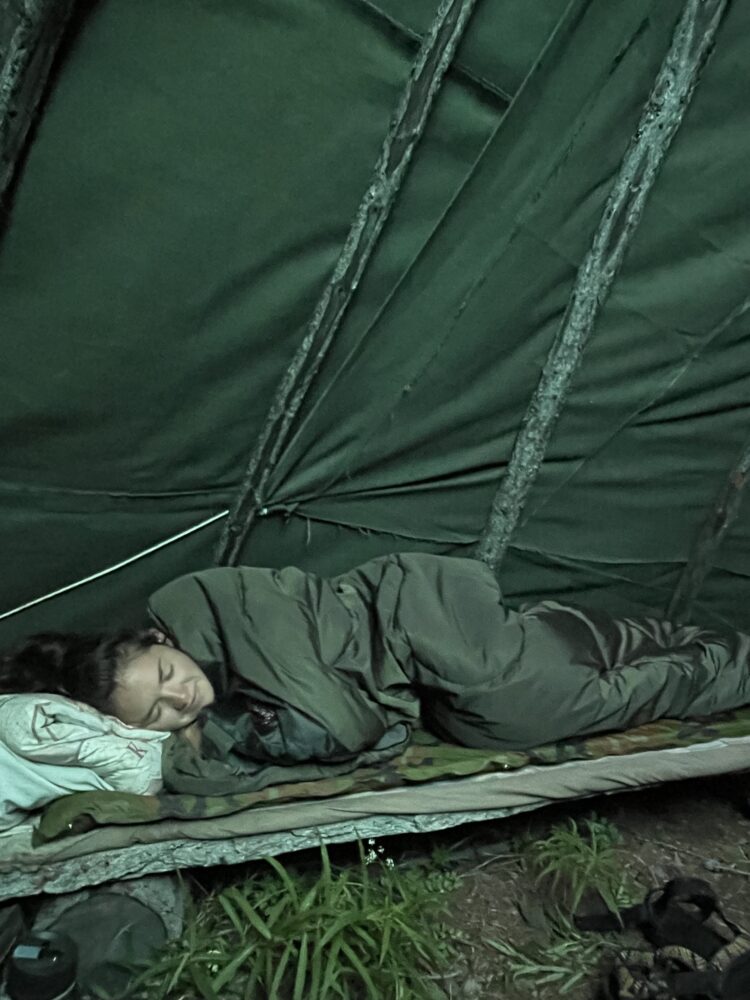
0,630,157,715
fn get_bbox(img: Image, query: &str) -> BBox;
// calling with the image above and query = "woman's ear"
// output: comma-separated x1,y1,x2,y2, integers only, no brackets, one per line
147,628,174,647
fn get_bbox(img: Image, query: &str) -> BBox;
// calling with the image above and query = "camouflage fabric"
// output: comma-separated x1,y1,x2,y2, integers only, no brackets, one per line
34,706,750,844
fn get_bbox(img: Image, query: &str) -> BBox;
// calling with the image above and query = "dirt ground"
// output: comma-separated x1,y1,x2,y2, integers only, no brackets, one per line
378,771,750,999
13,772,748,999
188,769,750,998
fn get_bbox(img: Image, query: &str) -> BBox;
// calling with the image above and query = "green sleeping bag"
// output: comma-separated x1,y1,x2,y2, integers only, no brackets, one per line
148,553,750,767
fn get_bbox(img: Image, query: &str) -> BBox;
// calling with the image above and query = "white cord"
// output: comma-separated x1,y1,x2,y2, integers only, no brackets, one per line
0,509,229,621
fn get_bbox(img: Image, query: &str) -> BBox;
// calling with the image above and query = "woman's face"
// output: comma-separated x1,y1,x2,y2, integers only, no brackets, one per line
110,640,215,732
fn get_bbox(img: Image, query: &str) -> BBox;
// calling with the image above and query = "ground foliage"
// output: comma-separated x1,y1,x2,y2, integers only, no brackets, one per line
130,841,459,1000
440,774,750,999
130,773,750,999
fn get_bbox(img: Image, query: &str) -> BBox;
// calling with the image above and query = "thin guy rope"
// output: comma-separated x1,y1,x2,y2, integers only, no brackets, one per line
0,509,229,621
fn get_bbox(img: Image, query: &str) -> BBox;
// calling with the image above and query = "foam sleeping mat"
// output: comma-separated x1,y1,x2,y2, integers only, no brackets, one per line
2,710,750,900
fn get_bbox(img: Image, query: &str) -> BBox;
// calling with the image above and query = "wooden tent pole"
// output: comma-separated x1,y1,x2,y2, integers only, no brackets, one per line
0,0,77,206
476,0,728,573
215,0,479,567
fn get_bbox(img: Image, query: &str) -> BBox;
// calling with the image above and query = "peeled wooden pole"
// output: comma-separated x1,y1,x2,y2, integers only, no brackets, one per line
0,0,77,205
215,0,479,566
476,0,729,573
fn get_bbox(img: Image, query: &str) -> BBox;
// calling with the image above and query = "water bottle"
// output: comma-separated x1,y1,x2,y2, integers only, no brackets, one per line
5,931,78,1000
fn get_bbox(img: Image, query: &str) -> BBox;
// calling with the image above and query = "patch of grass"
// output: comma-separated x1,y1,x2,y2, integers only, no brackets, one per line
524,814,639,915
485,816,642,995
486,914,609,995
130,841,459,1000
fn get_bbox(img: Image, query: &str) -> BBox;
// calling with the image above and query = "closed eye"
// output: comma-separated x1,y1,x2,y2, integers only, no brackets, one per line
149,657,167,723
157,658,175,685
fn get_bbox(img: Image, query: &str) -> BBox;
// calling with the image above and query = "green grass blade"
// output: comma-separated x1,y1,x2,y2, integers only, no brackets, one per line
350,923,378,953
223,888,274,941
299,882,320,913
292,931,309,1000
243,965,260,1000
265,855,301,906
317,911,359,950
269,940,296,998
379,921,392,967
320,842,332,885
190,964,220,1000
165,950,191,993
309,931,323,998
267,893,295,931
211,942,256,991
319,938,342,999
339,939,378,998
217,892,244,934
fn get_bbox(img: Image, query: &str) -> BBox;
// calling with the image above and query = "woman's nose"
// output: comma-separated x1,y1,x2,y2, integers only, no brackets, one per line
163,683,189,710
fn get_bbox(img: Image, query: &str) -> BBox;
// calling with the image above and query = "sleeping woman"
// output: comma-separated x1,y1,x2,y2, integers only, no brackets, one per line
2,553,750,783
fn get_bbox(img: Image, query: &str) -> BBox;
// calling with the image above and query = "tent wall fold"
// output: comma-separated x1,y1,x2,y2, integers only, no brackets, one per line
669,432,750,622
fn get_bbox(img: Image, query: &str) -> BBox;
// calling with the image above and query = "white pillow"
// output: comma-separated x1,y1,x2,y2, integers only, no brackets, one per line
0,694,168,831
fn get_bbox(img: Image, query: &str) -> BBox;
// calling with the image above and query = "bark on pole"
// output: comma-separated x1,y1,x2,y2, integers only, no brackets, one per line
215,0,479,567
0,0,77,206
476,0,728,573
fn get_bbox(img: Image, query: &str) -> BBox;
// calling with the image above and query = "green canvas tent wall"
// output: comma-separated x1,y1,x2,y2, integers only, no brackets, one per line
1,0,750,896
2,0,749,645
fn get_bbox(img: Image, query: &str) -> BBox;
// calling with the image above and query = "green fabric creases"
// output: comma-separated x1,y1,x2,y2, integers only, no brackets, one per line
215,0,479,566
476,0,730,572
1,0,749,642
669,432,750,622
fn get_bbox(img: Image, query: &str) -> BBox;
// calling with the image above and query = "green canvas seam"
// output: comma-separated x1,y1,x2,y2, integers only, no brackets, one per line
668,437,750,620
518,290,750,530
348,0,514,103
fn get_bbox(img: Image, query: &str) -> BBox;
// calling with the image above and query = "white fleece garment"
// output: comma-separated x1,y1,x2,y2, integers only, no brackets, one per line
0,694,168,831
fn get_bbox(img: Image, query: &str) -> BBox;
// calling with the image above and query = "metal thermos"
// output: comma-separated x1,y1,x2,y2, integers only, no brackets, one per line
5,931,78,1000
